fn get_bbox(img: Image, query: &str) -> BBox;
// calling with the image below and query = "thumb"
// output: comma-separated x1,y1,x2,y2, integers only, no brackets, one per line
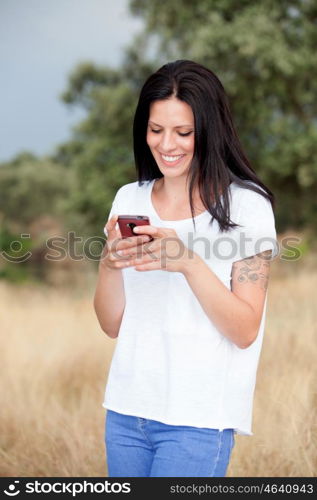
133,225,170,239
104,214,120,239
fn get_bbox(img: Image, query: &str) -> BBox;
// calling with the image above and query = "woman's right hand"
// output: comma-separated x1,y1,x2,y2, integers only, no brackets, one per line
100,214,152,271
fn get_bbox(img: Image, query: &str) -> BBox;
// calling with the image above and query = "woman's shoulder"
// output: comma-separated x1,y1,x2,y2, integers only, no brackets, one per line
230,181,271,206
227,181,274,226
233,182,275,227
114,179,152,199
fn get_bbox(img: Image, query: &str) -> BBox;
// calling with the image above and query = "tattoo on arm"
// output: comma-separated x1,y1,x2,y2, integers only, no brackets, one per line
232,250,271,291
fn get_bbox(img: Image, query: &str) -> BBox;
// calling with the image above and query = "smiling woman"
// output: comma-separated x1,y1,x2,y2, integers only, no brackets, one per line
147,98,195,170
146,97,206,218
93,59,278,478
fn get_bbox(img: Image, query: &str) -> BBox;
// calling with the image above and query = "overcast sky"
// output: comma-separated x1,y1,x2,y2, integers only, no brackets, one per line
0,0,143,162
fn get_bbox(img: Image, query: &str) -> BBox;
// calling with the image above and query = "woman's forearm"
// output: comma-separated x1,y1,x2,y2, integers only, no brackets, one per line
93,265,125,339
182,255,258,349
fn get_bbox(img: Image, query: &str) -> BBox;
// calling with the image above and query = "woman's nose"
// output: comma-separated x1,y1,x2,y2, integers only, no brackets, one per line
160,132,176,152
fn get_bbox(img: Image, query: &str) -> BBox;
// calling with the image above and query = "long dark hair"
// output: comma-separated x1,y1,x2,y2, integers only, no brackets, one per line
133,59,275,232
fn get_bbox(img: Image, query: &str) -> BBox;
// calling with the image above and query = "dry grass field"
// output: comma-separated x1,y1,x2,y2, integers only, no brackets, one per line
1,252,316,477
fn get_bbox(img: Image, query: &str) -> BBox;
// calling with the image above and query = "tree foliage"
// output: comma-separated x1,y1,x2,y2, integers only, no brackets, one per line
56,0,317,235
54,52,158,238
0,154,73,227
1,0,317,282
129,0,317,229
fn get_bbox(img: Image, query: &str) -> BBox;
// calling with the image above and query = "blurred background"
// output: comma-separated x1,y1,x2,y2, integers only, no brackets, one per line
1,0,316,477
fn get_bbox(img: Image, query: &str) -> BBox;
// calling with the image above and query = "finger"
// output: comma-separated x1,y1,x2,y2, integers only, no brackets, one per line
117,241,159,258
133,259,162,271
109,258,134,269
104,214,119,238
132,225,161,237
118,235,152,249
106,234,151,256
130,249,162,264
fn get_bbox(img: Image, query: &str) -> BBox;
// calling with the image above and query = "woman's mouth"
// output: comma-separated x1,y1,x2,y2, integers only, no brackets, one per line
160,153,185,166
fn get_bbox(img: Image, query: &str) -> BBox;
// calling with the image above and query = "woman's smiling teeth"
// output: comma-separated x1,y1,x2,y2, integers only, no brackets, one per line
161,153,185,162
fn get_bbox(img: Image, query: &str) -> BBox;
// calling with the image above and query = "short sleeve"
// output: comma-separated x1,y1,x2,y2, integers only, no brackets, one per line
235,188,278,261
102,182,138,237
103,191,120,238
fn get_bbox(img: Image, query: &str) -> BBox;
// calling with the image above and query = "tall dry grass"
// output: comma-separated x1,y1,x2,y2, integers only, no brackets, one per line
0,278,115,477
1,254,316,477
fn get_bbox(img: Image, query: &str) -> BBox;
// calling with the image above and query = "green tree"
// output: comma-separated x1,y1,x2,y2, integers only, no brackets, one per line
0,153,75,283
0,154,73,228
55,53,157,238
2,1,316,284
129,0,317,230
26,0,317,243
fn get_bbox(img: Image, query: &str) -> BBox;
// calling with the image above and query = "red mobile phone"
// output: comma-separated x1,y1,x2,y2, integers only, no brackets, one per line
117,215,153,240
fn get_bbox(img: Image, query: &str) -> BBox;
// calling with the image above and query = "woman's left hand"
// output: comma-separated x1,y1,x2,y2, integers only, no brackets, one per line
117,225,195,273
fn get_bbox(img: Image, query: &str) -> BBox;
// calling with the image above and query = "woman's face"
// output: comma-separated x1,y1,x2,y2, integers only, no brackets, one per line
146,96,195,179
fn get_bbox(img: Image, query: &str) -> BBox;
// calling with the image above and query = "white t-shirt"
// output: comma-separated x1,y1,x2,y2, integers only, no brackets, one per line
102,179,278,436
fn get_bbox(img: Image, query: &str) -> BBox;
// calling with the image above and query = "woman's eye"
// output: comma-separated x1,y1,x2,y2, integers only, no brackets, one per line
149,129,193,136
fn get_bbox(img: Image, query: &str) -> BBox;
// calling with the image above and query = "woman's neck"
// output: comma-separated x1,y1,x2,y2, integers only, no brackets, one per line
155,176,202,206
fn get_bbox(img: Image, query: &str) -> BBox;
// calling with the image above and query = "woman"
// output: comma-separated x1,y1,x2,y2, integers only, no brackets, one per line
94,60,278,477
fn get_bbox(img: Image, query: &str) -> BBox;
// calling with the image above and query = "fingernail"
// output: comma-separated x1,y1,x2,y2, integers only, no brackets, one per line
133,227,139,233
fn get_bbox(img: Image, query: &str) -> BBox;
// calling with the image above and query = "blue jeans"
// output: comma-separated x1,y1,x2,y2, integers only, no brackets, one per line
105,409,235,477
